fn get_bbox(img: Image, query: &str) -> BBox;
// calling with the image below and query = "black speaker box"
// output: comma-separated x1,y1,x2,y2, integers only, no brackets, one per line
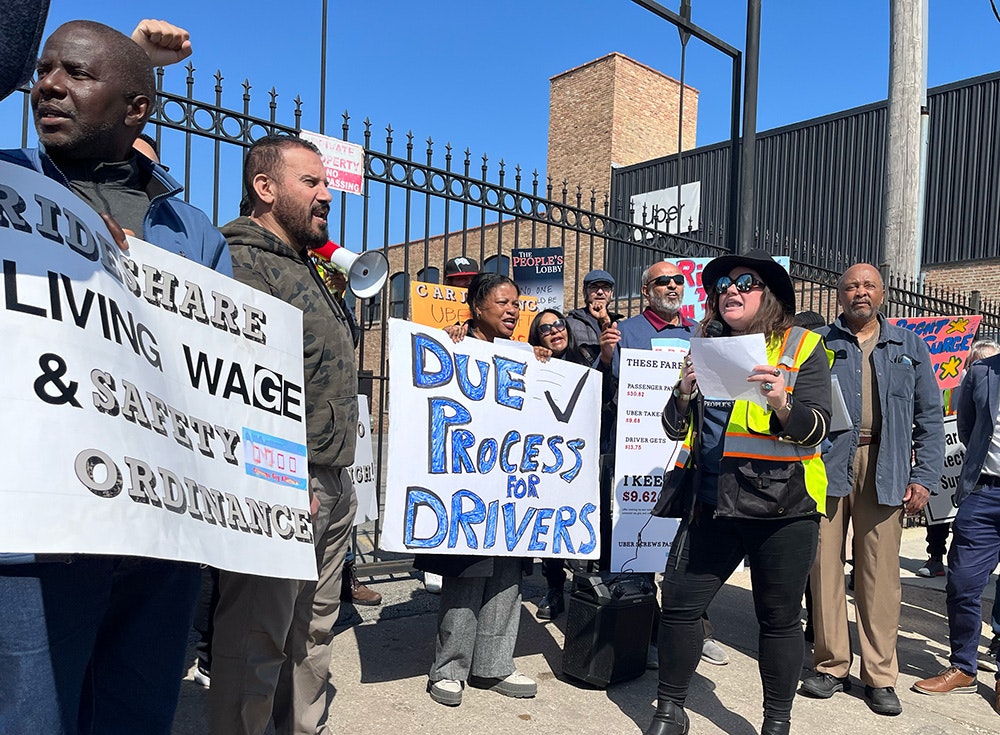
561,573,657,688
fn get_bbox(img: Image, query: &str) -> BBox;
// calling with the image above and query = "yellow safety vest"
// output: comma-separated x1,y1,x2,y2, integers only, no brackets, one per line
671,326,830,515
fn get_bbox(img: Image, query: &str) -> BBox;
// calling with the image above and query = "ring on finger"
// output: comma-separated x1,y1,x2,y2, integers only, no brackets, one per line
772,368,780,377
762,382,773,392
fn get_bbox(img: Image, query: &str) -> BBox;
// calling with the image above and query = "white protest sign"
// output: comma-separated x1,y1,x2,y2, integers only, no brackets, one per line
380,319,601,558
0,161,316,580
926,414,964,525
300,129,365,196
350,394,379,525
611,347,685,572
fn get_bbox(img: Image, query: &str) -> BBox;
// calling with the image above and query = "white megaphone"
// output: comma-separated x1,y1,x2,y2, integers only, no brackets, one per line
314,241,388,299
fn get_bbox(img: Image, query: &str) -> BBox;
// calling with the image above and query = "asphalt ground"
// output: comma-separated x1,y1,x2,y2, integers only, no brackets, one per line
170,526,1000,734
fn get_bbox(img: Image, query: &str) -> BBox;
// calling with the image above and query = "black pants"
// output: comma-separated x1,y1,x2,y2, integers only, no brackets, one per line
657,511,819,722
925,521,951,558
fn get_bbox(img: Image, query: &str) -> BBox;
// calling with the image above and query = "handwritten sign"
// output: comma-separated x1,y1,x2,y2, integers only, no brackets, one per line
611,348,685,572
408,281,538,342
511,247,564,312
888,315,982,390
0,161,315,579
349,395,378,525
925,415,964,525
379,319,601,558
300,129,365,196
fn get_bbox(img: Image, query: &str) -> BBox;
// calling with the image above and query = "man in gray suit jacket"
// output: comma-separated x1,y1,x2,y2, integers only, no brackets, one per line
913,352,1000,715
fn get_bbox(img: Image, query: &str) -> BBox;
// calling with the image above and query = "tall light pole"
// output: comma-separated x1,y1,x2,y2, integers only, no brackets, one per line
738,0,760,253
319,0,328,134
631,0,745,253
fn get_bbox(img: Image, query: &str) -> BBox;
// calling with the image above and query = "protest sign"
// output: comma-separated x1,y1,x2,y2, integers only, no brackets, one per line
511,247,564,312
0,161,316,579
654,256,792,323
350,394,379,525
611,347,685,572
926,415,965,525
887,315,982,390
300,129,365,195
408,280,538,341
380,319,601,558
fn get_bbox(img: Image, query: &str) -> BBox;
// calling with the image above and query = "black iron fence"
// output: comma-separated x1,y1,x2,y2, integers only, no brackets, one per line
6,67,1000,572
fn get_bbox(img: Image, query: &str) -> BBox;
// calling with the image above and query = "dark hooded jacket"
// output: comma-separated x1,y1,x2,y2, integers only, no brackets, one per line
222,217,358,469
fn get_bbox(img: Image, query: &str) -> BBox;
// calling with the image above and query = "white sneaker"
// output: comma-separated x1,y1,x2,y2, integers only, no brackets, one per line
191,664,211,688
469,671,537,698
428,678,463,706
424,572,443,594
701,638,730,665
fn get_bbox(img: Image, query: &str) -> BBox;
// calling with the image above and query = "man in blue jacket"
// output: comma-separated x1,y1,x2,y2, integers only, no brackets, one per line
802,263,944,716
0,20,230,734
913,352,1000,714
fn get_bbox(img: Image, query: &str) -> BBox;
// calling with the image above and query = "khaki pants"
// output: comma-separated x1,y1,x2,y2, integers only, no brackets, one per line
810,444,903,687
274,466,356,735
209,466,356,735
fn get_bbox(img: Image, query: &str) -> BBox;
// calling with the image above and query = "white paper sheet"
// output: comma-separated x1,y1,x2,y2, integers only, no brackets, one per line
690,334,769,407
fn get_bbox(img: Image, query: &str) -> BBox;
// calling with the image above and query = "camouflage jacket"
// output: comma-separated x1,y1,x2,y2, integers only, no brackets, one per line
222,217,358,469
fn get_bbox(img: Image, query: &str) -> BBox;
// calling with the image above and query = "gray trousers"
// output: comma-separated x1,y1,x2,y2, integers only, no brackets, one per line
429,557,523,683
209,466,356,735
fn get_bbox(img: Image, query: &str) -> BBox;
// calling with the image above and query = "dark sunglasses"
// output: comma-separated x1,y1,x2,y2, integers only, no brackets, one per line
714,273,766,295
538,318,567,336
647,274,685,287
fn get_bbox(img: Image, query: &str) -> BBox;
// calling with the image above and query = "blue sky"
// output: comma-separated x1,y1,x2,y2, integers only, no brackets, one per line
7,0,1000,183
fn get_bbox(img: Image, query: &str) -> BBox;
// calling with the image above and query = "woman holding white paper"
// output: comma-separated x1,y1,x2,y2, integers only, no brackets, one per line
415,272,537,707
643,249,832,735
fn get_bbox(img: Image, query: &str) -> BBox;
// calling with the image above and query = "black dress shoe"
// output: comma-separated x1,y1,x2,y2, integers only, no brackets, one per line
864,685,902,716
536,588,564,620
799,673,851,698
643,700,690,735
760,719,790,735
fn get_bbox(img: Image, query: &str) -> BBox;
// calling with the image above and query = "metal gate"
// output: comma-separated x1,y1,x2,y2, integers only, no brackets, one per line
6,64,1000,573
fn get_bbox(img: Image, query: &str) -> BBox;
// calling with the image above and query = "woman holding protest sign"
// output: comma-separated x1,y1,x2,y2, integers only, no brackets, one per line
415,272,538,707
526,309,587,620
643,250,832,735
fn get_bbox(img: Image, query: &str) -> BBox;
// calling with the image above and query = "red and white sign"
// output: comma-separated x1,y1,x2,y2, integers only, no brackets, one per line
301,129,365,196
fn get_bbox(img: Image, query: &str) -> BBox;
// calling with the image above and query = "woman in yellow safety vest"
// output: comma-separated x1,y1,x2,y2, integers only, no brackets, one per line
643,249,832,735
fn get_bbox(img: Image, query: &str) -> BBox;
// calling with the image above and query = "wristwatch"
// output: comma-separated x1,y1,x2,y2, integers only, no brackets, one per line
672,385,699,401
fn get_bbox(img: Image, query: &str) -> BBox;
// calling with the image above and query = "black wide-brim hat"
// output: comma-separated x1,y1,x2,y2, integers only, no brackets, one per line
702,248,796,314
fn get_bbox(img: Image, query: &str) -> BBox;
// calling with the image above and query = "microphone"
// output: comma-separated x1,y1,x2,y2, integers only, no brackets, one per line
703,320,724,338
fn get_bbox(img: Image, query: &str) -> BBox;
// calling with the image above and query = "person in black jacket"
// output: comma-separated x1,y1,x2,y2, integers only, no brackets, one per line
643,250,831,735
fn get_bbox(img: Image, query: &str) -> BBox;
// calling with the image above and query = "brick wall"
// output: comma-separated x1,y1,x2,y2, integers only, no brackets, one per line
924,260,1000,301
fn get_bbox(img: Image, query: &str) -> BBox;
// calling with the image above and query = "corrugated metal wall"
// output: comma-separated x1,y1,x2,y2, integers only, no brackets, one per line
611,70,1000,272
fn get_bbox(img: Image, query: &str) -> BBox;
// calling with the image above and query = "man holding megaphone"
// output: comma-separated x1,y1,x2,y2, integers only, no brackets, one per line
210,135,374,735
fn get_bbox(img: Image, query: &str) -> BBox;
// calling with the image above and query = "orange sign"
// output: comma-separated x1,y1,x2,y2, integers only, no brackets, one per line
409,281,538,342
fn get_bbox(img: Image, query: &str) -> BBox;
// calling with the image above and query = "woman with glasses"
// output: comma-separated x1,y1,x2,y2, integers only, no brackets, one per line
525,309,587,620
643,250,832,735
528,309,583,365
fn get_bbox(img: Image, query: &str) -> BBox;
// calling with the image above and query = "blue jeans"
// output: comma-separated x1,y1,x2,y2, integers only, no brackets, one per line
0,556,201,734
946,484,1000,676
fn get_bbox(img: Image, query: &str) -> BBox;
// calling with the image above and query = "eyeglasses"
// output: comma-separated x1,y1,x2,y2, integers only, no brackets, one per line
714,273,766,295
538,318,567,336
586,282,613,293
647,274,685,287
